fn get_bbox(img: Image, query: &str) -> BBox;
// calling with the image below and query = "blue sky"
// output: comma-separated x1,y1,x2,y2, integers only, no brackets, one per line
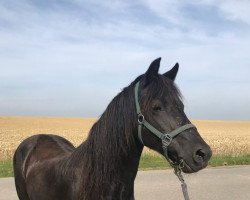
0,0,250,120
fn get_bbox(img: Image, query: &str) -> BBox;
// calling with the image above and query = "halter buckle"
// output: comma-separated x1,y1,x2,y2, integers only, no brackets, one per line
162,134,172,148
137,113,145,124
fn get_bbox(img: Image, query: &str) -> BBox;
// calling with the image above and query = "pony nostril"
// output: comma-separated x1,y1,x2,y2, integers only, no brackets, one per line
197,149,206,158
194,149,206,163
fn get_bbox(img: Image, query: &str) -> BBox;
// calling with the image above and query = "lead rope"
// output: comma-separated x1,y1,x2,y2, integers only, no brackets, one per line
174,164,190,200
163,148,190,200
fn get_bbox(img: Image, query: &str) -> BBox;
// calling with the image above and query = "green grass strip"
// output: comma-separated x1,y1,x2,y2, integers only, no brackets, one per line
139,154,250,170
0,159,13,177
139,154,171,170
208,154,250,167
1,154,250,177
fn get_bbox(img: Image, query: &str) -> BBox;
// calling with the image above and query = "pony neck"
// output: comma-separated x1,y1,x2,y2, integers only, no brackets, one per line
68,86,144,199
70,121,143,199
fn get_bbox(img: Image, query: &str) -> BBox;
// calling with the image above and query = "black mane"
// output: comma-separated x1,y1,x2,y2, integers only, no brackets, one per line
68,79,139,199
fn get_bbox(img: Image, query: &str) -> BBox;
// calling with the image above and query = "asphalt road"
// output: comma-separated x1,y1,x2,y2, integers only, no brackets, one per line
0,166,249,200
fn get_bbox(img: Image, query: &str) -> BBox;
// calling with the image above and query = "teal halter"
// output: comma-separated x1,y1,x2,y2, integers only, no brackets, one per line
134,81,195,165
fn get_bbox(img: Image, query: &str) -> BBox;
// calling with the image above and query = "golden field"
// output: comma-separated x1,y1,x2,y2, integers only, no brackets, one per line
0,116,249,160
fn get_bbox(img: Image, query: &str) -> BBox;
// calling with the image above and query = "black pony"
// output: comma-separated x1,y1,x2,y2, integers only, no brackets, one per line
13,58,212,200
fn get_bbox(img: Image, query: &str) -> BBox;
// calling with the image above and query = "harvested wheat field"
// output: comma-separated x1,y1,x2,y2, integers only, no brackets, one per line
0,116,249,160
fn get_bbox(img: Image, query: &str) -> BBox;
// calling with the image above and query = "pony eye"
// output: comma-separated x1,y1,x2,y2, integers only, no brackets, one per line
153,106,162,111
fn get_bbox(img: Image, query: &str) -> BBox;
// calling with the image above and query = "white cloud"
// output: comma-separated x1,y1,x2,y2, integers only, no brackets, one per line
142,0,183,24
218,0,250,24
191,0,250,24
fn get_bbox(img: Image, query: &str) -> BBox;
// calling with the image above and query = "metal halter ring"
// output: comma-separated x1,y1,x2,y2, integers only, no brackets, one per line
162,134,173,148
178,159,185,169
137,113,145,124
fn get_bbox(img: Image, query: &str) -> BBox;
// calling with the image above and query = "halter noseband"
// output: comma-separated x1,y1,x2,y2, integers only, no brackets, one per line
134,81,195,165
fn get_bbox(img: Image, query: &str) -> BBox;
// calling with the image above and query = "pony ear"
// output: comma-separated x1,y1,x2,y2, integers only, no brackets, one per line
163,63,179,81
144,57,161,85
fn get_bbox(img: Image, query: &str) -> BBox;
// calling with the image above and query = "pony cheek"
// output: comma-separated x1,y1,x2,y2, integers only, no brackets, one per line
141,130,163,153
165,140,180,162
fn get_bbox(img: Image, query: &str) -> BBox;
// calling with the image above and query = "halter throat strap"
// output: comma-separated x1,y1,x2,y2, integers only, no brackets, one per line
134,81,195,163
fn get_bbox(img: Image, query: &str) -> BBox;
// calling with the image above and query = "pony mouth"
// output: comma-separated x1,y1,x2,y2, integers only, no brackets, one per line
181,159,208,174
181,161,197,173
167,153,207,173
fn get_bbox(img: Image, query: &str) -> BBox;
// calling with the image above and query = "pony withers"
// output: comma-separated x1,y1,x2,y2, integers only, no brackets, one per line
13,58,212,200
